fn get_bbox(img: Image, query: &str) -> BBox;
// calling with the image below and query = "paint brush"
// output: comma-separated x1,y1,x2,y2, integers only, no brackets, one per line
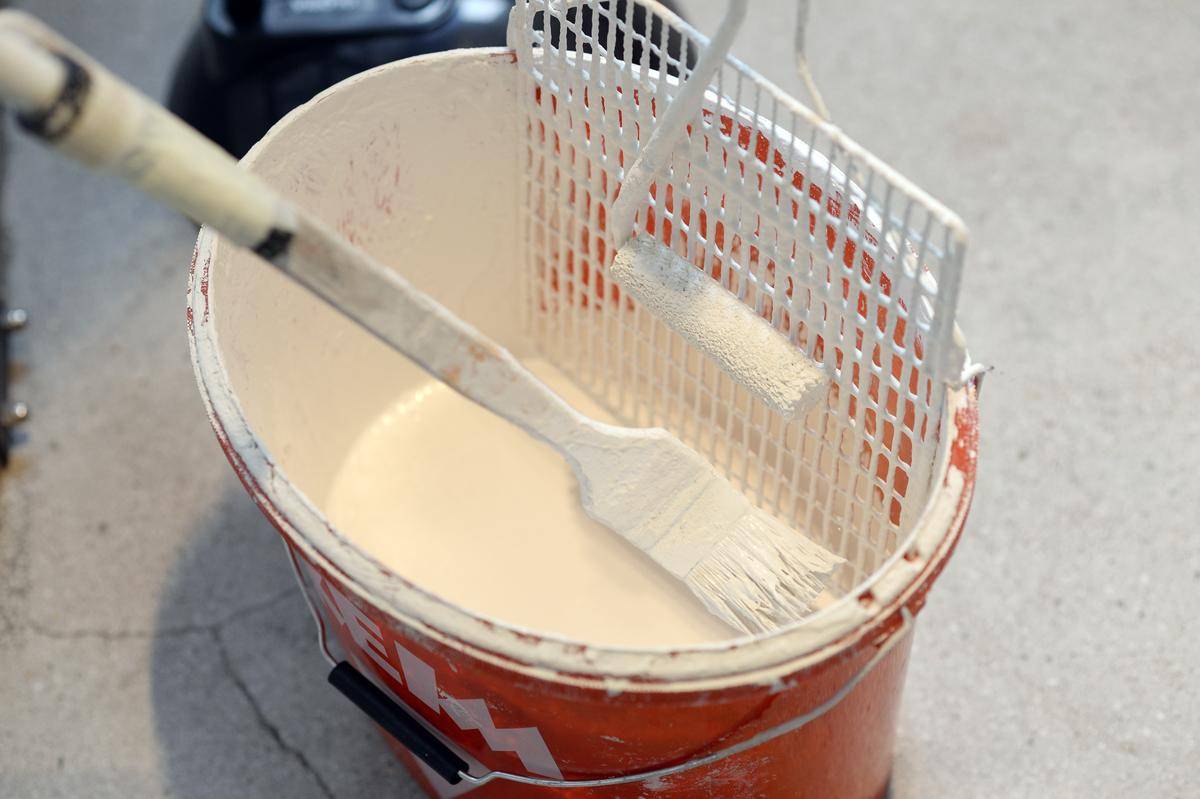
0,11,844,634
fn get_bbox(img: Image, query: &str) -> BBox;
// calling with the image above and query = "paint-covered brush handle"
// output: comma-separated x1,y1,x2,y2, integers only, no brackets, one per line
607,0,747,245
0,10,290,253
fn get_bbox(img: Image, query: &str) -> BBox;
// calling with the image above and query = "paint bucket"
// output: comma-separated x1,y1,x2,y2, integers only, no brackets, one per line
188,48,979,799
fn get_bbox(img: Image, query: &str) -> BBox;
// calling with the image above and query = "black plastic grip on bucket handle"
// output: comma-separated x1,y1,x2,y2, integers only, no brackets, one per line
327,662,468,785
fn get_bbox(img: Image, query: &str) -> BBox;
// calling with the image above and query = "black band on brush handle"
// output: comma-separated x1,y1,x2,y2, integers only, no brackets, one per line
16,51,90,141
328,662,468,785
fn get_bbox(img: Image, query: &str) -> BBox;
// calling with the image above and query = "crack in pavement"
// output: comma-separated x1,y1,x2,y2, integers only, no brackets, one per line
211,626,338,799
12,584,341,796
18,586,301,641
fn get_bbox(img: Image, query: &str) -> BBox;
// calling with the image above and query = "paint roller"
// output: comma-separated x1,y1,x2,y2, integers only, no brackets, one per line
606,0,829,421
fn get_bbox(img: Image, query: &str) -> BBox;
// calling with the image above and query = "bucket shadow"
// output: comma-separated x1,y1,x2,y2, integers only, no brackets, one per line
149,483,422,799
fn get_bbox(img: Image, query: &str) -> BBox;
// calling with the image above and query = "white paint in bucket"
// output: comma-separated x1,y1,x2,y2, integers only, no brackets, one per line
324,357,736,647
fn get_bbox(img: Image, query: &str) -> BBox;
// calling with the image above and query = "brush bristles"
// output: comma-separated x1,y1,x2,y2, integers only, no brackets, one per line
683,511,844,635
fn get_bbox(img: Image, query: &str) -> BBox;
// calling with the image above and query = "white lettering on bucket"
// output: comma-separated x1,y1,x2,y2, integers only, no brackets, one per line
310,564,565,781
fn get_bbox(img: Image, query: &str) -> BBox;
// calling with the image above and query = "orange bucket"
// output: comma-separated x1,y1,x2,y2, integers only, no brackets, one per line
189,49,978,798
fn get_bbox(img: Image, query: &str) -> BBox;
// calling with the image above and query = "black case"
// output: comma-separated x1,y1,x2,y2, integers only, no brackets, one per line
169,0,687,157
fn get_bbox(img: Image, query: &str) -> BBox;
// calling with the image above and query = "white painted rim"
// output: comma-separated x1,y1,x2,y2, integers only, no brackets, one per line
188,48,974,690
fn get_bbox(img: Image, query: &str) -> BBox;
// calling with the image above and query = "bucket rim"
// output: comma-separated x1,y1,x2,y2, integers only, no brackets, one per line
187,48,979,689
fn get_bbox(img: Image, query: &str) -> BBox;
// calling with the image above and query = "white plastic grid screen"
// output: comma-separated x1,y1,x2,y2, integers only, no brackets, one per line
510,0,968,591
